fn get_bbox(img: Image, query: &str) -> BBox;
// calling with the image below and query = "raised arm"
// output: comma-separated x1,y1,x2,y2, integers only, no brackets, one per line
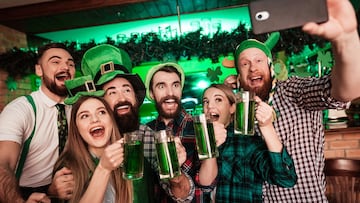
166,137,194,201
79,140,125,203
253,97,297,187
303,0,360,101
198,121,225,186
255,96,282,152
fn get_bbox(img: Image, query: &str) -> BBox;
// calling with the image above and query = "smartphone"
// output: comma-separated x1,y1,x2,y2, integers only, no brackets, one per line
249,0,328,34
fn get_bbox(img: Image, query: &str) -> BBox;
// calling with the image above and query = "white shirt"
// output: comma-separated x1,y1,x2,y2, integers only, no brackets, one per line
0,88,70,187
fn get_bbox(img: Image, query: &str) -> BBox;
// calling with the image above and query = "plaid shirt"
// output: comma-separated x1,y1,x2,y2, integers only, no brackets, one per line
147,109,214,203
216,124,297,203
262,75,349,202
136,124,195,203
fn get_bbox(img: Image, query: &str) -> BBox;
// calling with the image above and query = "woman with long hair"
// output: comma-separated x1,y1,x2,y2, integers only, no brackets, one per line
53,95,132,203
200,84,297,202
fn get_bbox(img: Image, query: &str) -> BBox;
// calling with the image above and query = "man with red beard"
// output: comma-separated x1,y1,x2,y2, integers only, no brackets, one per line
145,62,216,203
81,44,194,203
0,43,75,203
234,0,360,202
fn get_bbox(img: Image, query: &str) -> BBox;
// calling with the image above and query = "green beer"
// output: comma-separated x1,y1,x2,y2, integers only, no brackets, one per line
156,141,181,179
235,100,256,135
193,121,218,160
123,140,144,180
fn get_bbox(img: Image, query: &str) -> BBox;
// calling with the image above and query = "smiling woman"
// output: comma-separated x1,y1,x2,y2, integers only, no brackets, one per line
50,75,133,203
201,84,297,202
53,95,133,203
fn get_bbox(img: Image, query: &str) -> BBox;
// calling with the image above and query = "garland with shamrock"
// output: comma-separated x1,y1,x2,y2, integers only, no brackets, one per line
0,23,330,79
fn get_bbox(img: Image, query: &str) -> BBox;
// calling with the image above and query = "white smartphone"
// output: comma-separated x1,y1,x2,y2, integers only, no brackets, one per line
249,0,328,34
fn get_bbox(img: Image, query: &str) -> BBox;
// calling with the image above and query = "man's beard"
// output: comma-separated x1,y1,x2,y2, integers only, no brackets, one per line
113,101,140,134
43,72,68,97
240,77,272,101
155,95,181,119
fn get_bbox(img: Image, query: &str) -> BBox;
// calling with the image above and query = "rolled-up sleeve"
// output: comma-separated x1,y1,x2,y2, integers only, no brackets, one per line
160,171,195,202
267,147,297,188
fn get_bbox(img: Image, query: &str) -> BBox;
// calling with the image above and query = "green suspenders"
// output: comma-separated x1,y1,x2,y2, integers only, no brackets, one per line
15,95,36,180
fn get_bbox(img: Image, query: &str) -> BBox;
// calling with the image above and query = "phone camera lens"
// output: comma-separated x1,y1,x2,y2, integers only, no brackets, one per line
255,11,269,21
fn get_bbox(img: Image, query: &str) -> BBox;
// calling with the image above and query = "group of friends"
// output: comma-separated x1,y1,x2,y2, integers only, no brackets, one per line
0,0,360,202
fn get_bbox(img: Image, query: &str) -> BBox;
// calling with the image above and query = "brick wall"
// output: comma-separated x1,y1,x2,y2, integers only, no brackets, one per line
0,24,27,53
0,70,33,112
0,25,32,112
325,128,360,159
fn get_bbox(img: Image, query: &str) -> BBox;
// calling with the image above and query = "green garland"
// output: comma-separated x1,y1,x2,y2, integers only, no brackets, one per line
0,23,329,78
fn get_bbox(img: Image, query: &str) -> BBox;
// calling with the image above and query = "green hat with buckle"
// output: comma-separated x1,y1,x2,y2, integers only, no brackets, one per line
81,44,146,104
64,75,105,105
145,62,185,101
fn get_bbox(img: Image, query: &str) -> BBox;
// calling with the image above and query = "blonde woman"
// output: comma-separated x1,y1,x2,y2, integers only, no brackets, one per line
201,84,297,202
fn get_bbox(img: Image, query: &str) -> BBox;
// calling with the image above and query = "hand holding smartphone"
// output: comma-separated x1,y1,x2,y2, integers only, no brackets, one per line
249,0,328,34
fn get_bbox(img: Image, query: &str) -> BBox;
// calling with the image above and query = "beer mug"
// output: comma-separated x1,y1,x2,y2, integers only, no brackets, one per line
122,131,144,180
234,90,256,135
154,130,181,179
193,113,218,160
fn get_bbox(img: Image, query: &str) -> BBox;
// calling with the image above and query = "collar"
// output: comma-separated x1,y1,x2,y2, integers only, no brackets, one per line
38,88,71,112
38,87,58,108
156,109,190,127
155,109,192,137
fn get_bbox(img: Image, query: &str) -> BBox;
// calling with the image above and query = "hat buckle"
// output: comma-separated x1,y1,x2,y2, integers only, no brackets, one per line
100,61,115,75
85,80,96,92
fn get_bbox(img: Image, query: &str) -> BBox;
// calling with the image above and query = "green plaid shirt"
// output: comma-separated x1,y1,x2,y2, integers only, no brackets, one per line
215,124,297,203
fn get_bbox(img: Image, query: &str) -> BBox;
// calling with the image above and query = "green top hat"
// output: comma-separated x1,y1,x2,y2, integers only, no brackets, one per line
145,62,185,101
81,44,146,104
64,75,105,105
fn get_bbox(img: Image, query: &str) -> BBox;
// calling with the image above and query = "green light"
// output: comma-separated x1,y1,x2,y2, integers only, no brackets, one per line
36,6,250,43
197,80,210,89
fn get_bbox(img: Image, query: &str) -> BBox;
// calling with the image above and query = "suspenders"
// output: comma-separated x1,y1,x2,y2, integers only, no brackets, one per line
15,95,36,179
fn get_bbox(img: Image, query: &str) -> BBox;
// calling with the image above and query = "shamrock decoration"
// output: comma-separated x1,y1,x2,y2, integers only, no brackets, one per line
207,66,222,82
317,50,333,68
6,76,17,91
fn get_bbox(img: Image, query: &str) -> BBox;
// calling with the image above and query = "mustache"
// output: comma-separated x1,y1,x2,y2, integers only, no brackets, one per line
158,95,180,104
55,71,70,77
113,101,133,111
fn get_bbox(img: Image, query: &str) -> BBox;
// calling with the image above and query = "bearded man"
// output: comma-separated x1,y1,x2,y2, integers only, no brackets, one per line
145,63,216,203
81,45,194,203
235,0,360,201
0,43,75,203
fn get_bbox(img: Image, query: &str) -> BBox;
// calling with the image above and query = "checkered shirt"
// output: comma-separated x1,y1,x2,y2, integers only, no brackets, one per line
138,124,195,203
262,75,349,202
216,124,297,203
147,109,215,203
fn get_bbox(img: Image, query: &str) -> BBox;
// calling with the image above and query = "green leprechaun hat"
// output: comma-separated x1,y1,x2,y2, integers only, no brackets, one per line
64,75,105,105
234,32,280,68
81,44,146,104
233,32,281,105
145,62,185,101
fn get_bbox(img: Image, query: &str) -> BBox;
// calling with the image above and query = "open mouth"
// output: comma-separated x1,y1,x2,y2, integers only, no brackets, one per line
162,99,177,108
56,72,70,82
209,112,220,122
249,75,263,86
116,105,131,115
164,99,175,104
90,126,105,138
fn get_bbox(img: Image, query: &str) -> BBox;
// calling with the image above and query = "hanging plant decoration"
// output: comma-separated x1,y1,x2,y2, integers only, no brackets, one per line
0,23,330,79
0,48,37,78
